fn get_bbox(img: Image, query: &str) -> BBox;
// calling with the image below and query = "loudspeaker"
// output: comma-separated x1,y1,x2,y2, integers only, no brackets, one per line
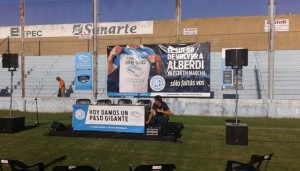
2,53,19,69
225,49,248,67
226,122,248,145
0,116,25,134
51,121,67,132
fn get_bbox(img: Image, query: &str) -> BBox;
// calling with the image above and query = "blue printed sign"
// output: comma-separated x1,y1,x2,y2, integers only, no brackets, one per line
72,104,145,133
75,52,93,90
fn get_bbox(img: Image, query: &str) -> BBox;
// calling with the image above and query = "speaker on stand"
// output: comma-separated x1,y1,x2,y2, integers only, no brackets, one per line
0,53,24,134
2,53,19,70
225,49,249,145
2,53,19,117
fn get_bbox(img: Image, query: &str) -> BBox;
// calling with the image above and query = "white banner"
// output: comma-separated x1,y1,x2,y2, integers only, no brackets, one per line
85,105,145,126
0,21,153,38
183,28,197,35
264,19,289,32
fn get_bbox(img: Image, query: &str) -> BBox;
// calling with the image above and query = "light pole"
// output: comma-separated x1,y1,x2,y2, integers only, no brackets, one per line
268,0,275,100
20,0,25,98
93,0,99,102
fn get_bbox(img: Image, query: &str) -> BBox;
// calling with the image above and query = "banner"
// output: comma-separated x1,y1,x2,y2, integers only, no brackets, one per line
107,42,211,97
264,19,289,32
75,52,93,90
0,21,153,38
72,105,145,133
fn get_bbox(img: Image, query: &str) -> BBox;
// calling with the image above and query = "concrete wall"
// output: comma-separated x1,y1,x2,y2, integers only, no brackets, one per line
2,97,300,118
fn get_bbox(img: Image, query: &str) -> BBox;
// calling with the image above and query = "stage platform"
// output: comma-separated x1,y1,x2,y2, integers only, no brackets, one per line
48,125,182,143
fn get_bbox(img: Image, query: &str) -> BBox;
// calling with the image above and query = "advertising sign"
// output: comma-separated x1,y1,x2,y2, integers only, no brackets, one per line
75,52,93,90
0,21,153,39
183,28,197,35
264,19,289,32
107,42,211,97
72,105,145,133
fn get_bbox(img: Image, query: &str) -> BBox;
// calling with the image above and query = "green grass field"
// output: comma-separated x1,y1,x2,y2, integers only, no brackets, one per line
1,110,300,171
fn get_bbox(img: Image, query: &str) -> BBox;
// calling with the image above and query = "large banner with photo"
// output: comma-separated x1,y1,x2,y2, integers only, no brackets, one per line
107,42,211,97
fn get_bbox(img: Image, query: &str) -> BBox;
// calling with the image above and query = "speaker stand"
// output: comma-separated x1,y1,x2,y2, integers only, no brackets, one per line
9,70,14,117
234,67,240,125
225,66,248,145
0,68,25,134
33,84,44,126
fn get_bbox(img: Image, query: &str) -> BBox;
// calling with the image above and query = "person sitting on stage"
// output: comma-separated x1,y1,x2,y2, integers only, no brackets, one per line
146,95,172,129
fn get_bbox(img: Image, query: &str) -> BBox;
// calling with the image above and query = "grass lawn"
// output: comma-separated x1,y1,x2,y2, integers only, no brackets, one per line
1,110,300,171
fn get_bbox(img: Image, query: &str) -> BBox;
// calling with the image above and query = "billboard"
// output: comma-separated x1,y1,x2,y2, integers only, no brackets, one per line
75,52,93,90
107,42,211,97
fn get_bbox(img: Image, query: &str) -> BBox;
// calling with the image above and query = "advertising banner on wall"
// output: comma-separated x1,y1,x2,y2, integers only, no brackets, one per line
107,42,211,97
264,19,289,32
72,104,145,133
75,52,93,90
0,21,153,39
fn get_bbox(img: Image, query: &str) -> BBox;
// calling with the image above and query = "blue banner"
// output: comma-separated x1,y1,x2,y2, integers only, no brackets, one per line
75,52,93,90
72,104,145,133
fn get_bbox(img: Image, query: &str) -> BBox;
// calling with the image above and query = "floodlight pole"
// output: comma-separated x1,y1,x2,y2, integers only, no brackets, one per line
268,0,275,100
93,0,99,102
20,0,25,98
8,36,10,53
175,0,181,43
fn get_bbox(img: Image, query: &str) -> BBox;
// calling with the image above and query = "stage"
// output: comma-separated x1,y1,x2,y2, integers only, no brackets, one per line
48,124,182,143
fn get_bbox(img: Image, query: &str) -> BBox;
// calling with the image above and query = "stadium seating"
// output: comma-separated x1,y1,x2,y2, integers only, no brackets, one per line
118,99,132,104
96,99,112,105
76,98,91,105
1,50,300,99
137,99,152,120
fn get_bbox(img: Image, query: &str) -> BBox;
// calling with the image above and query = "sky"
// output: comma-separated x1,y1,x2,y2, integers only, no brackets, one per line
100,0,300,22
0,0,299,26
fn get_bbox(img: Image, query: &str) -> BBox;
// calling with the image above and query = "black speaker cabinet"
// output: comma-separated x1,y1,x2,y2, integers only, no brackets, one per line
2,53,19,69
226,122,248,145
0,116,25,134
225,49,248,67
51,121,67,132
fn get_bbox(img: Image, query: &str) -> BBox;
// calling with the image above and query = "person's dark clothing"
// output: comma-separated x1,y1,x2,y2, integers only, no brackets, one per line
149,102,170,127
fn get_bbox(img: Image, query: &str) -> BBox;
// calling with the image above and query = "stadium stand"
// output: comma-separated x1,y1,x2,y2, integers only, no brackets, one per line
1,50,300,99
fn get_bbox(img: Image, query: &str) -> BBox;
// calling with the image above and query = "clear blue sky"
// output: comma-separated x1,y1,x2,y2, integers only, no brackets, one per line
100,0,300,22
0,0,299,26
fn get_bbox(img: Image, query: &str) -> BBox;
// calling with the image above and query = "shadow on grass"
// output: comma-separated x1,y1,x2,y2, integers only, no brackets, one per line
250,139,300,144
23,124,47,131
197,129,224,138
44,156,67,169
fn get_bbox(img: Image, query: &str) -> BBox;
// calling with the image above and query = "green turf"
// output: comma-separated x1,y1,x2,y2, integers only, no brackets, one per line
1,110,300,171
